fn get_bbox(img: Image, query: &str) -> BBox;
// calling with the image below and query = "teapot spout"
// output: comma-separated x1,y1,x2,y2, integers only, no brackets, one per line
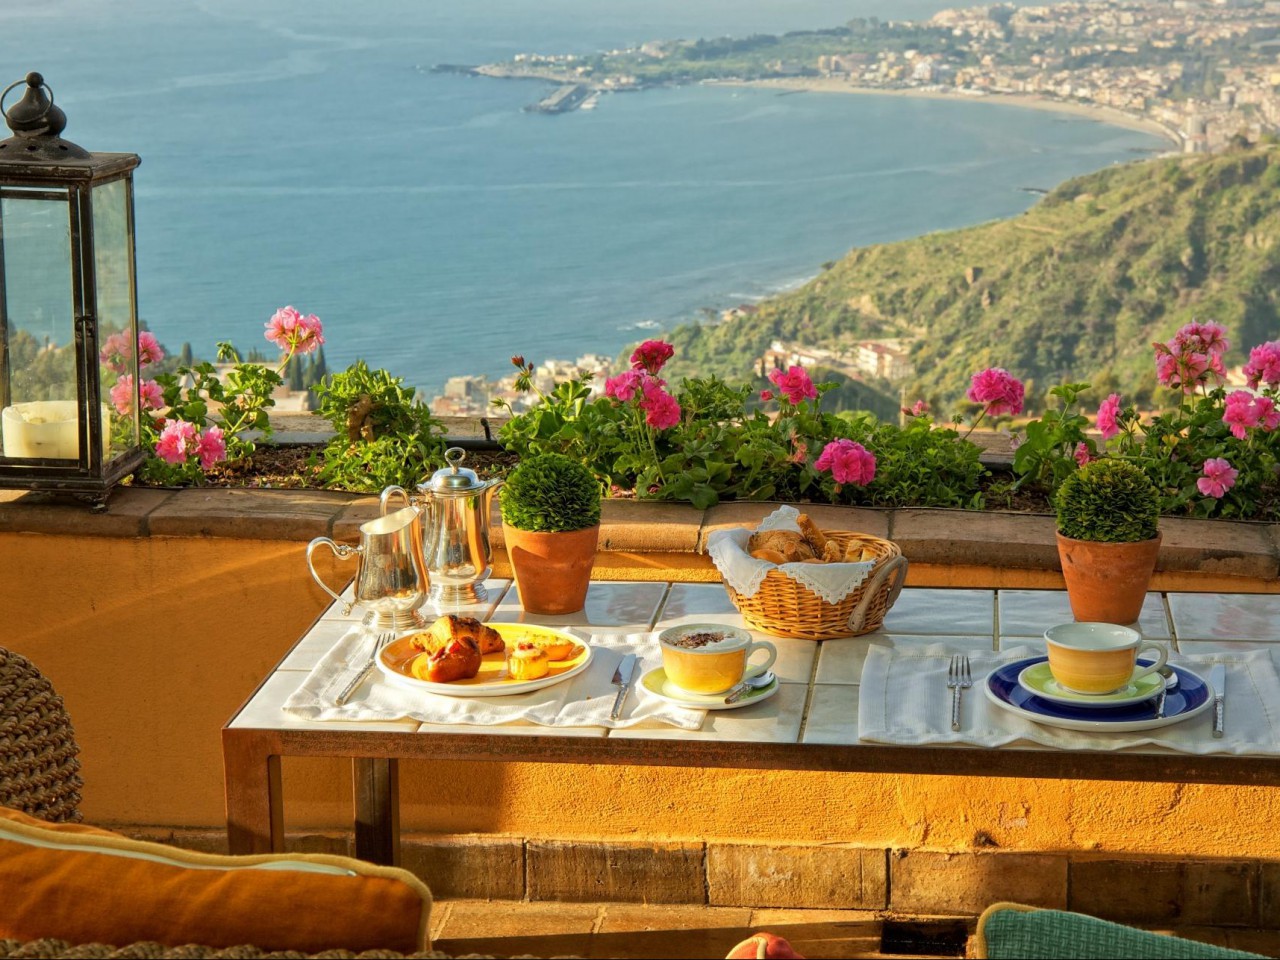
481,477,505,513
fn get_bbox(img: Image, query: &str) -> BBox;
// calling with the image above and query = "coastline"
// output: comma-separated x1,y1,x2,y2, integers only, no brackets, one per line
716,77,1182,150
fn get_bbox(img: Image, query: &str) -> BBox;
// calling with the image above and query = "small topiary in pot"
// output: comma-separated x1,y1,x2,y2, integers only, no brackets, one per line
1054,458,1162,624
500,453,601,614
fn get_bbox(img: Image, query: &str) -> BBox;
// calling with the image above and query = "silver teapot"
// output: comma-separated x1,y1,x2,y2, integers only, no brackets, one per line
380,447,504,607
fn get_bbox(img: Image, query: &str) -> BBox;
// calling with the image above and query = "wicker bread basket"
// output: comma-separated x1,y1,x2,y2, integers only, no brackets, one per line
724,530,908,640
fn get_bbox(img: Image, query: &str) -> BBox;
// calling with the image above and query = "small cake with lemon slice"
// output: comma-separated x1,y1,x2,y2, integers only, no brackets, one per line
528,633,577,662
508,641,550,681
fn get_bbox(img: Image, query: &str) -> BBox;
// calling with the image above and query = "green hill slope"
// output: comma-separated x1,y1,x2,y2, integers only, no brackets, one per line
664,146,1280,413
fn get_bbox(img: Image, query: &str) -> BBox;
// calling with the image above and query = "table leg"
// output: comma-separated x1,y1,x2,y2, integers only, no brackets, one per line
223,730,283,854
353,757,400,865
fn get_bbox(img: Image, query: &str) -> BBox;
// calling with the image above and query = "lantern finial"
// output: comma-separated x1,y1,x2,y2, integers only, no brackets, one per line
0,72,90,159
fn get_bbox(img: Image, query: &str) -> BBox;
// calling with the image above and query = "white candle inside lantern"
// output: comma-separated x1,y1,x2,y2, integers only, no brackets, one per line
2,401,85,459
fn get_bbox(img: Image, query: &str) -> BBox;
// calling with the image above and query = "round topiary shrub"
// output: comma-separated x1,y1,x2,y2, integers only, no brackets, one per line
1054,458,1160,543
500,453,601,533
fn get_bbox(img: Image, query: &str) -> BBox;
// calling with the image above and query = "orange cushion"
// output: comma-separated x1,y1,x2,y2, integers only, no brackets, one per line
0,807,431,953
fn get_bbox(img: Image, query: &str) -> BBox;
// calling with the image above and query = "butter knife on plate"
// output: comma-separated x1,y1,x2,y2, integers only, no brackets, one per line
610,654,639,720
1210,663,1226,739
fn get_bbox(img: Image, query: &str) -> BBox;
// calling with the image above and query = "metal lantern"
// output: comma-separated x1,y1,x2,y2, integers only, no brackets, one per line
0,72,143,507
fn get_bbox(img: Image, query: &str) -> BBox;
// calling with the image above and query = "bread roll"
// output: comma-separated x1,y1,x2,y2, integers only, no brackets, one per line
750,547,789,564
796,514,828,554
412,637,482,683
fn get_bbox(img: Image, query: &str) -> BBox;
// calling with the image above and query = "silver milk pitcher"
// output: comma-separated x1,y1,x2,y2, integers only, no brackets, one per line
306,505,429,631
380,447,504,607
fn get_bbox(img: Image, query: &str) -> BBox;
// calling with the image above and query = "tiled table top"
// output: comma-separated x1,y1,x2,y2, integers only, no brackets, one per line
231,583,1278,749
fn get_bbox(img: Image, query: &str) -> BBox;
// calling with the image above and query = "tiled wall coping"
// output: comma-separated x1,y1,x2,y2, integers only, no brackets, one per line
3,484,1278,586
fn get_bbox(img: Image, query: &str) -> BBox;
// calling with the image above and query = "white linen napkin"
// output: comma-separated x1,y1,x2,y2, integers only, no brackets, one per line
706,504,875,603
858,643,1280,755
282,625,704,730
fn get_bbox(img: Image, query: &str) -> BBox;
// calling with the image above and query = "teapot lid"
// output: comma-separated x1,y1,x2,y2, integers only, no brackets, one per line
427,446,483,493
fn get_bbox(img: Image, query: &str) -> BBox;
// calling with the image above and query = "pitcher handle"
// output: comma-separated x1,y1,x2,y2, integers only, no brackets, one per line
379,485,411,515
306,537,360,615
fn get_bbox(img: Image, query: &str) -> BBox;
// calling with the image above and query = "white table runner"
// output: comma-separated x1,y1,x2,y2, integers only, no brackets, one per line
283,625,704,730
858,643,1280,755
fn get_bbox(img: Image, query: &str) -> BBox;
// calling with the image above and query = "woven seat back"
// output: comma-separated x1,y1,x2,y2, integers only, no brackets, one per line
0,648,82,823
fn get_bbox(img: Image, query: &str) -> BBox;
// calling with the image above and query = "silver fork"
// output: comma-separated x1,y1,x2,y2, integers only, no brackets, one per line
335,631,395,706
948,654,972,732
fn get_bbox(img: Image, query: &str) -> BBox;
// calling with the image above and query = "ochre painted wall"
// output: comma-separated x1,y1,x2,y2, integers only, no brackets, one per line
3,531,1276,858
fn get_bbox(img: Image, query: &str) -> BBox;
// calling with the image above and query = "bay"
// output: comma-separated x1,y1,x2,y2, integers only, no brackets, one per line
1,0,1163,394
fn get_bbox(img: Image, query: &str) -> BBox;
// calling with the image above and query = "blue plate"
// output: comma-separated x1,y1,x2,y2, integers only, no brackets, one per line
985,657,1212,732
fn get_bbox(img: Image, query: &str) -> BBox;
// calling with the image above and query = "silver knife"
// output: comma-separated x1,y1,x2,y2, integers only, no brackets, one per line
1210,664,1226,739
610,654,639,720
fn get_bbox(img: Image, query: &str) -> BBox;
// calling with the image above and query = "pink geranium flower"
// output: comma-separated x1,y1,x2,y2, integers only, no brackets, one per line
1096,393,1121,441
768,365,817,405
630,339,674,375
100,331,165,373
1243,341,1280,391
109,375,164,417
639,380,681,430
966,367,1025,417
195,425,227,471
136,331,164,367
759,389,774,402
1255,396,1280,431
155,420,198,465
605,369,645,402
1197,458,1238,499
264,305,325,355
1223,390,1263,440
1074,442,1092,468
814,439,876,486
1173,321,1229,357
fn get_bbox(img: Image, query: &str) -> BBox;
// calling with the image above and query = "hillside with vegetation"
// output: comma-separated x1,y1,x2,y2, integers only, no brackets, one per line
662,146,1280,414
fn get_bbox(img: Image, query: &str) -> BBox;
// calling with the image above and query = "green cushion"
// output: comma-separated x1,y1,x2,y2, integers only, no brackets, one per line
978,905,1265,960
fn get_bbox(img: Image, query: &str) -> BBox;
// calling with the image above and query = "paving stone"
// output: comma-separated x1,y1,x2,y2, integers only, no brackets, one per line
0,486,173,537
594,904,754,959
527,839,705,904
1155,517,1279,579
892,511,1059,569
747,909,887,960
147,487,353,540
890,850,1067,915
399,834,525,900
699,502,889,551
1070,858,1259,927
434,898,601,958
707,843,887,909
598,499,704,553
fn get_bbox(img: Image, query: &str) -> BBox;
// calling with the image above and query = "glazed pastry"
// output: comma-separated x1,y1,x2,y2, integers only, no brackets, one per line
412,637,482,683
528,634,577,662
508,642,550,681
415,614,505,656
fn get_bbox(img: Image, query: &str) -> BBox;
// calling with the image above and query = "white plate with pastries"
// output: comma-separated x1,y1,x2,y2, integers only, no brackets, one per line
377,615,592,697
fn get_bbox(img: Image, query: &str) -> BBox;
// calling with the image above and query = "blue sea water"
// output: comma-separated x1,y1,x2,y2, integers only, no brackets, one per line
1,0,1164,394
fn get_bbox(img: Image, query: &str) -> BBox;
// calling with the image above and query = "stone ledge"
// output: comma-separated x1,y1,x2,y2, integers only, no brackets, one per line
1,485,1278,586
134,828,1280,927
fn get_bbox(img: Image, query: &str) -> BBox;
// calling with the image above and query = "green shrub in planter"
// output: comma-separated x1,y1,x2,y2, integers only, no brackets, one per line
501,453,601,533
1054,459,1159,543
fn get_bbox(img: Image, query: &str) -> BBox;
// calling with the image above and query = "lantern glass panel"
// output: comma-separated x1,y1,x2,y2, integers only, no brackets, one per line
93,177,139,461
0,187,83,461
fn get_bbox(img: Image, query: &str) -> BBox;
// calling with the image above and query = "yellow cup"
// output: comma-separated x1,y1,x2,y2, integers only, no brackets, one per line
1044,622,1168,695
658,623,778,696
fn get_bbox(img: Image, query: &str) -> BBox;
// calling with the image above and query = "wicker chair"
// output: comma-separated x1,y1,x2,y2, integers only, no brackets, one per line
0,648,494,960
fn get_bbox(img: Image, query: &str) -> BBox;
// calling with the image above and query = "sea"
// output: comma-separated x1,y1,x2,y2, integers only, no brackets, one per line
0,0,1165,395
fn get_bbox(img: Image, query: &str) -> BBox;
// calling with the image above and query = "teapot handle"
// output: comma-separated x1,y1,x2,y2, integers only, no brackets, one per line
306,537,360,615
379,485,411,515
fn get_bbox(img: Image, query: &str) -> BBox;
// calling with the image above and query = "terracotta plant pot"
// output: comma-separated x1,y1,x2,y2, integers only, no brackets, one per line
502,523,599,615
1056,532,1162,625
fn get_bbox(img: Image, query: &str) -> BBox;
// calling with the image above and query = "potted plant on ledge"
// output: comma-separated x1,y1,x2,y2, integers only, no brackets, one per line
500,452,602,615
1054,458,1162,624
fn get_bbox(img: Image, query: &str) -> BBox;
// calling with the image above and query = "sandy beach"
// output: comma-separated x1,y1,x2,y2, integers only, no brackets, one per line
718,77,1182,149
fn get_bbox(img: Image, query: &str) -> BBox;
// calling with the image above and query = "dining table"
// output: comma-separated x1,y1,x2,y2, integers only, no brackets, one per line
222,579,1280,865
